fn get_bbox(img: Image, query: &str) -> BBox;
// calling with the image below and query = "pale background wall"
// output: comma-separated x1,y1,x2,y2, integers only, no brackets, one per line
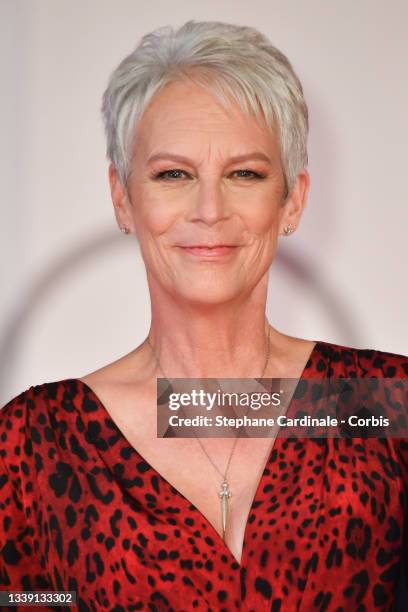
1,0,407,406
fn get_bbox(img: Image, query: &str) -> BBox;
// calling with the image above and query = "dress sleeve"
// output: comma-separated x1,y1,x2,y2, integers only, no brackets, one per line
0,390,51,592
384,351,408,611
354,347,408,610
387,351,408,492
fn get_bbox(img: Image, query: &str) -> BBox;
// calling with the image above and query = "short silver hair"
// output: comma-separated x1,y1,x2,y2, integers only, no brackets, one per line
101,20,309,196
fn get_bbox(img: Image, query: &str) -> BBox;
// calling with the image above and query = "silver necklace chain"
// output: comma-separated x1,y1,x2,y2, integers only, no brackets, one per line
146,322,272,538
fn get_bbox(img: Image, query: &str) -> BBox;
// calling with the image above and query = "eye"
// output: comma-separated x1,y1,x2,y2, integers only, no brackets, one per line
231,169,265,179
153,169,190,180
152,168,266,181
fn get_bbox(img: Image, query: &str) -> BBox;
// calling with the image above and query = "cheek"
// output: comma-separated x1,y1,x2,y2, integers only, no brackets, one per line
131,182,282,239
239,199,279,236
231,180,283,232
133,191,179,238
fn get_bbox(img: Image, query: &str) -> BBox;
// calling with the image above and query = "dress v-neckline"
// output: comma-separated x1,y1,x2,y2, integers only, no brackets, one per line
65,339,321,569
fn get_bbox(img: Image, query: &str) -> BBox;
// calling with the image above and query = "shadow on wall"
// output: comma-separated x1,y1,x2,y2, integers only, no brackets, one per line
0,230,362,406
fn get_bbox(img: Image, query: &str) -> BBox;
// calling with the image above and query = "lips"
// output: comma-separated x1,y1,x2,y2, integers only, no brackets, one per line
178,245,239,258
179,243,237,247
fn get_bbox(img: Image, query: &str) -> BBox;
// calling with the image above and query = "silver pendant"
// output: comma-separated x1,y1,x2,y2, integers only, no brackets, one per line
219,479,231,537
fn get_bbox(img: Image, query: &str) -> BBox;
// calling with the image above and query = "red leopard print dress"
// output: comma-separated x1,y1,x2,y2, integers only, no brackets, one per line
0,340,407,611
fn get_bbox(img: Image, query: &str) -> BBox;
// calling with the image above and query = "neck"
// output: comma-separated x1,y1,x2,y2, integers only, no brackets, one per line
144,274,276,378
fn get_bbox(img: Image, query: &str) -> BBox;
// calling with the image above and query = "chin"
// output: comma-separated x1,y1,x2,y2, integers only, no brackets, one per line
171,282,242,307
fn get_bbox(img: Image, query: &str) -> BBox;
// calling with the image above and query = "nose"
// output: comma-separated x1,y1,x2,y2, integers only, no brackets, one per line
187,177,230,226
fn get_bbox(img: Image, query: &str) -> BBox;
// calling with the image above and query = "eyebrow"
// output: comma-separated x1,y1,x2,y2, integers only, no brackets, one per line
147,151,272,165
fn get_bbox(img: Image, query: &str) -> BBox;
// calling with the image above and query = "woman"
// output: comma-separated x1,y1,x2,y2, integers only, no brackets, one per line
0,20,407,612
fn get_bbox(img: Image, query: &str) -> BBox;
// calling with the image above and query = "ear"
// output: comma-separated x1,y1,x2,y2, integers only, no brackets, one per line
279,168,310,235
108,163,134,234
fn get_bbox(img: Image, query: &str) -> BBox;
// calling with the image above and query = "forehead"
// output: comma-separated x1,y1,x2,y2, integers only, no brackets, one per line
133,79,278,160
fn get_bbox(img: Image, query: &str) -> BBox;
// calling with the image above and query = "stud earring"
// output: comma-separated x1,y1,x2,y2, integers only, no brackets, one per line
283,224,294,235
120,226,130,234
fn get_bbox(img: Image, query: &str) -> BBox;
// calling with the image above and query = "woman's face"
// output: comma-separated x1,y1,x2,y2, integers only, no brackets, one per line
110,79,309,305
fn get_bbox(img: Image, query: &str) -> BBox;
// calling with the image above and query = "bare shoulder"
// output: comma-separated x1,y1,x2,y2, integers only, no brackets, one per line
80,343,150,384
267,332,317,376
78,343,155,411
79,333,317,387
272,331,316,353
